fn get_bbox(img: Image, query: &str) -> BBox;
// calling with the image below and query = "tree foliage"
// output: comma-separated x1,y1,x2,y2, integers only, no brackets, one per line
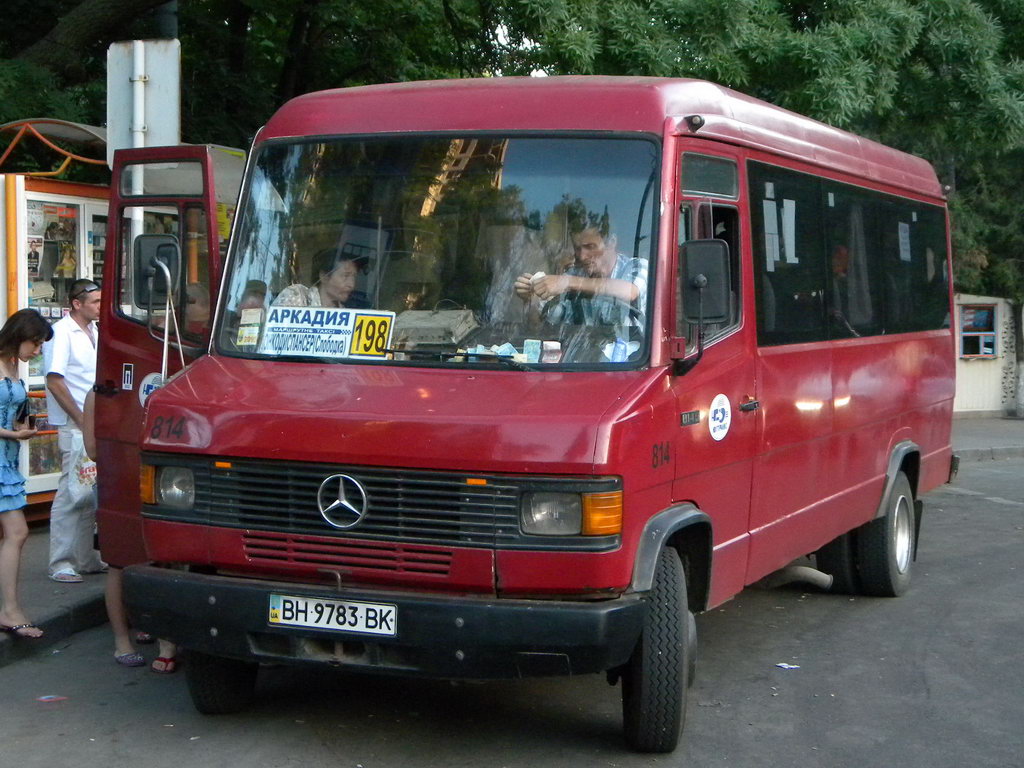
1,0,1024,297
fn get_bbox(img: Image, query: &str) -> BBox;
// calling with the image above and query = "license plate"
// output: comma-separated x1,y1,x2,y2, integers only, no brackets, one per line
268,594,397,636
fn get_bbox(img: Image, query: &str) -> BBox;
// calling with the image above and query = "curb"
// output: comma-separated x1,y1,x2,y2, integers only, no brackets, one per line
0,593,107,669
956,446,1024,463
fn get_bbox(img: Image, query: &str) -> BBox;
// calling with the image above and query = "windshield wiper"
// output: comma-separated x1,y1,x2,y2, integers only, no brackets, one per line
460,351,532,371
381,348,533,371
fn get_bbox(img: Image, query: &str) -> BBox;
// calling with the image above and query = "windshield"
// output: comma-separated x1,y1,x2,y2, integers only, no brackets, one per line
217,135,658,367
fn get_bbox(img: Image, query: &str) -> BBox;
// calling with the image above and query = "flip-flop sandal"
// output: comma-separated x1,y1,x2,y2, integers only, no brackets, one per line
114,651,146,667
151,656,178,674
49,570,83,583
1,623,44,639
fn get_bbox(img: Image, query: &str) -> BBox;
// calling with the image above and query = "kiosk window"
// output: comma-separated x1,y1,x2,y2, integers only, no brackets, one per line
960,305,996,358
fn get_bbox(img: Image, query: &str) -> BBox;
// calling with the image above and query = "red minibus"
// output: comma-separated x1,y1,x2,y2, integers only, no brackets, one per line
97,77,955,753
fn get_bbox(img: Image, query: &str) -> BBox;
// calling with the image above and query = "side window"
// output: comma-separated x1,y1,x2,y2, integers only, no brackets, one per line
823,185,882,338
118,204,211,340
677,153,740,347
915,207,951,330
690,203,741,342
681,153,738,199
675,205,692,341
750,161,949,344
882,203,949,333
749,161,827,346
181,207,212,341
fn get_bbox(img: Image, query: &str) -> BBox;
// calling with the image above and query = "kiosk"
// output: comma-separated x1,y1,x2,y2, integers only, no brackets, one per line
0,119,110,504
0,119,244,506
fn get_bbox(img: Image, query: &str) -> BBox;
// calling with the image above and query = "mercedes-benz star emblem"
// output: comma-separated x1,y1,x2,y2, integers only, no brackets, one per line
317,474,369,529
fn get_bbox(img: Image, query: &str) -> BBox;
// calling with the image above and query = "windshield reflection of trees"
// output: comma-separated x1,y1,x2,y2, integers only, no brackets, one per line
227,137,652,364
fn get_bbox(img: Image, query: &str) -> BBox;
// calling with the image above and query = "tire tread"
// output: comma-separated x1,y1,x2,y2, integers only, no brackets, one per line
622,546,689,753
856,472,914,597
185,650,259,715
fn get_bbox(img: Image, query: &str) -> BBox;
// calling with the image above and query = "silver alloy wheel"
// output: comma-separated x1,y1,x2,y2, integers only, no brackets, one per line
893,494,913,574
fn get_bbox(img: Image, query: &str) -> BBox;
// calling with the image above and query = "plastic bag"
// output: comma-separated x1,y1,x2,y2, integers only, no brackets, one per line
68,431,97,504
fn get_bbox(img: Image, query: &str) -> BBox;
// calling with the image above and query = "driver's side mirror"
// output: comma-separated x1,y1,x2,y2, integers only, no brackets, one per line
680,239,730,325
672,239,731,366
133,234,181,307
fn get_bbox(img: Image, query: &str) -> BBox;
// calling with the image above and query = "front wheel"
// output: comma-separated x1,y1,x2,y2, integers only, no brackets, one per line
185,650,259,715
621,546,692,753
856,471,916,597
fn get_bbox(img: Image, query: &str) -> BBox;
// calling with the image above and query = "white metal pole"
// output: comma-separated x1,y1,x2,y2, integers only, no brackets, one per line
129,41,146,238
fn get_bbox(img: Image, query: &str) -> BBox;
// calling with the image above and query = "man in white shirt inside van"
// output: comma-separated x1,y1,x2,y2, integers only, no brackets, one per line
43,279,105,583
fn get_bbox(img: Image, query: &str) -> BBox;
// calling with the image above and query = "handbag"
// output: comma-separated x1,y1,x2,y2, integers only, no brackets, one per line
68,431,98,503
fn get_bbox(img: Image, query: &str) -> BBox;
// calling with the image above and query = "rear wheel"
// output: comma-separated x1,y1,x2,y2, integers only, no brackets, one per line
857,471,915,596
816,531,861,594
185,650,259,715
622,546,691,753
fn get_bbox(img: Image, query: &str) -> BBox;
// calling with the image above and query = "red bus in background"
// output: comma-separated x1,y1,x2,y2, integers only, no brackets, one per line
97,78,955,753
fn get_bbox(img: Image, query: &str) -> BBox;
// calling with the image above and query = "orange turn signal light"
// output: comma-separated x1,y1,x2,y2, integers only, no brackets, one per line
139,464,156,505
582,491,623,535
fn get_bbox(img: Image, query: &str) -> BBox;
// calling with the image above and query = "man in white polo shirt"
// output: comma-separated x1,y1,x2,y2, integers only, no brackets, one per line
44,279,106,582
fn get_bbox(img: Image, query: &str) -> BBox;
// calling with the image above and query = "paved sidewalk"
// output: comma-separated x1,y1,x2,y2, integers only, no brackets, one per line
952,414,1024,463
0,528,107,667
2,416,1021,668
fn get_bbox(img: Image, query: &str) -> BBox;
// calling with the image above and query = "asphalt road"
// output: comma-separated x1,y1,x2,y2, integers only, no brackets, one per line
2,459,1022,768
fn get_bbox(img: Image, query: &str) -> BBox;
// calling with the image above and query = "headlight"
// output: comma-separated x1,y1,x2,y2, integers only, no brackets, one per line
156,466,195,509
521,492,582,535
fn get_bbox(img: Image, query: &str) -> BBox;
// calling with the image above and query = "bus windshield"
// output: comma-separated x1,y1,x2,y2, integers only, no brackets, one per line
217,135,659,367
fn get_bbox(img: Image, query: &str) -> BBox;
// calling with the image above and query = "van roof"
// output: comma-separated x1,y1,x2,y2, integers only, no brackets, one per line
261,77,943,199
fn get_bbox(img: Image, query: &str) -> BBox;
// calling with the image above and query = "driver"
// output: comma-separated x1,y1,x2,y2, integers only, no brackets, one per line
514,225,647,326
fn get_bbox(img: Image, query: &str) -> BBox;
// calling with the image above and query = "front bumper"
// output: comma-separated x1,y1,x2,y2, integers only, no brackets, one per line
123,565,645,679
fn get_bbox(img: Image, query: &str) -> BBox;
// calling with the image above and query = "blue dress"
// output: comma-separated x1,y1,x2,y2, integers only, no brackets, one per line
0,377,28,513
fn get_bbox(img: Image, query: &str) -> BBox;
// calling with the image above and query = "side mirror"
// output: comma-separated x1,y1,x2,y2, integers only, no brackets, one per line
680,239,730,325
133,234,181,307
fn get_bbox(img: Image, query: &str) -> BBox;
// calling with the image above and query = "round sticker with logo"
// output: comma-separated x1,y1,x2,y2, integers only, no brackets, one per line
708,393,732,442
138,373,164,406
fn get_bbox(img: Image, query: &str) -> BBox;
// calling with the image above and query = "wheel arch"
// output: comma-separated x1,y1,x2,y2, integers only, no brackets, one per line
876,440,920,520
630,504,712,613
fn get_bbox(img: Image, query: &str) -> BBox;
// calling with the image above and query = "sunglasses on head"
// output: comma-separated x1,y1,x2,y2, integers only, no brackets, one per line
70,282,101,301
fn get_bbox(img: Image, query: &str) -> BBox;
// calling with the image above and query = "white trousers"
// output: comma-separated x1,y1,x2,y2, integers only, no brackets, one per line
48,425,104,576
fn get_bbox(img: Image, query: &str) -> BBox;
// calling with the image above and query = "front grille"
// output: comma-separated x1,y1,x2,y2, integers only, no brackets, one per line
195,459,521,548
144,455,622,552
243,531,452,576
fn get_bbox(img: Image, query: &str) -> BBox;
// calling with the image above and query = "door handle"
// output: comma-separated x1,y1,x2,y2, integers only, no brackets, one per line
739,398,760,412
94,380,120,397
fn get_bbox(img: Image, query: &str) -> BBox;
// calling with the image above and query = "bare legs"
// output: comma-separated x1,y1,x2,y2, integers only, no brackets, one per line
0,509,43,637
105,567,136,656
151,639,178,673
108,566,177,672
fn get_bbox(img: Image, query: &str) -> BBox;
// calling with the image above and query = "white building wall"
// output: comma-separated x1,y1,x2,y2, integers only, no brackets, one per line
954,293,1018,415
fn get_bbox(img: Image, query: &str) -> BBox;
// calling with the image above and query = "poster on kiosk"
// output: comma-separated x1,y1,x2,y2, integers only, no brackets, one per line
0,161,112,499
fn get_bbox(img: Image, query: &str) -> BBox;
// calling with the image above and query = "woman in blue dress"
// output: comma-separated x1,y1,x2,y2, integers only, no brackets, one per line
0,309,53,638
